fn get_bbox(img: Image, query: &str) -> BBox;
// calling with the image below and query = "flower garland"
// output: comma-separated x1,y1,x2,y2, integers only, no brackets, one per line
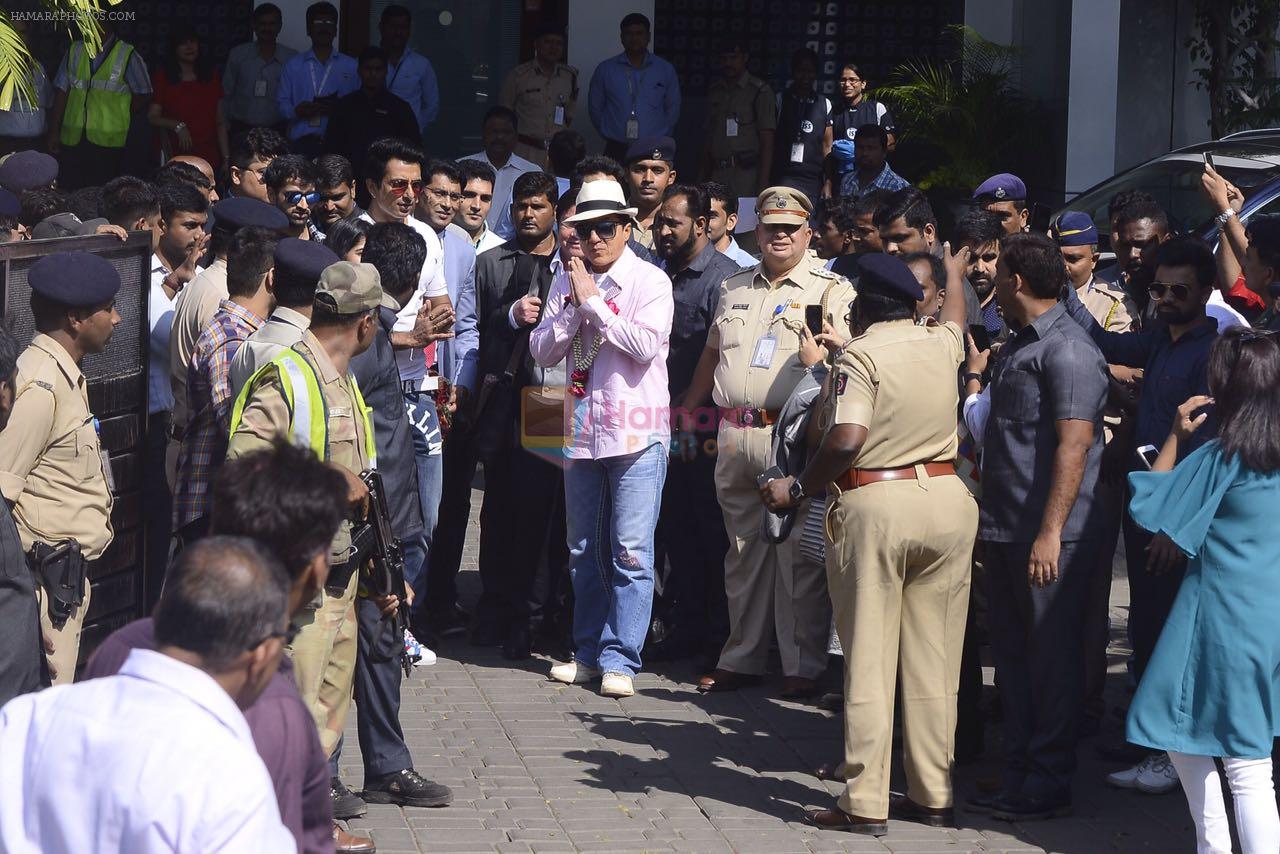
567,297,619,397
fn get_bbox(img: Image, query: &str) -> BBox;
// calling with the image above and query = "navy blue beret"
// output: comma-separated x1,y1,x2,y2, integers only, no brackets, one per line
0,188,18,218
0,150,59,194
625,136,676,165
273,238,338,281
973,172,1026,202
1051,210,1098,247
857,252,924,302
212,197,290,232
29,251,121,306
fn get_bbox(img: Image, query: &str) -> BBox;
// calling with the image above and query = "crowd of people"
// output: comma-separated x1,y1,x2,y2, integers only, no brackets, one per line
1,4,1279,854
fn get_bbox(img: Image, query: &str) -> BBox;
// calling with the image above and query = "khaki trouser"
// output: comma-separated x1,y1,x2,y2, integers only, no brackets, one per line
713,421,830,679
827,472,977,817
710,165,758,203
37,579,90,685
288,569,359,757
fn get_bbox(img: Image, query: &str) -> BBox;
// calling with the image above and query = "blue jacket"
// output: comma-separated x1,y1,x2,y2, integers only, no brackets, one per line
439,227,480,392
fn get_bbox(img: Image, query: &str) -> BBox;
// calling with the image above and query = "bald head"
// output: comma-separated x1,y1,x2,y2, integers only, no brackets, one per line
168,155,219,201
153,535,290,673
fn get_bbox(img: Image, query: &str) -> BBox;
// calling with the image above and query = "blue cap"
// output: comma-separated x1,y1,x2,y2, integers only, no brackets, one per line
0,150,58,194
973,172,1026,202
625,135,676,164
830,139,856,174
0,188,18,217
211,197,290,232
1051,211,1098,247
28,251,121,307
273,238,338,281
857,253,924,302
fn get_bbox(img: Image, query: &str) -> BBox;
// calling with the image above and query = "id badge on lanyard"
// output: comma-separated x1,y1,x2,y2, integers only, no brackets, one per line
626,67,644,140
309,58,333,126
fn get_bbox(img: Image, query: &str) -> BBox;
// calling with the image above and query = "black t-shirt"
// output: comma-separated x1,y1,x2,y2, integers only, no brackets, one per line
831,98,896,142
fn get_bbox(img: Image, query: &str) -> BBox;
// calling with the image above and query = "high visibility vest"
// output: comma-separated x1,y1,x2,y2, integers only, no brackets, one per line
228,348,377,469
60,39,135,148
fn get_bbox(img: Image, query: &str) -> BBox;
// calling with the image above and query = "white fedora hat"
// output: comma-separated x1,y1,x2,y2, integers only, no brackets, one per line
564,179,638,223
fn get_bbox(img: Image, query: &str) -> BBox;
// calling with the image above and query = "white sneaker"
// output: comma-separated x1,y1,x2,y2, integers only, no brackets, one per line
600,672,635,698
1134,753,1180,794
549,661,601,684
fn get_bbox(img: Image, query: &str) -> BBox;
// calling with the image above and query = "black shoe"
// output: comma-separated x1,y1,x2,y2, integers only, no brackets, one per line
331,776,367,819
963,790,1007,814
363,768,453,808
989,792,1072,822
470,618,504,647
430,604,470,638
890,795,955,828
503,623,532,660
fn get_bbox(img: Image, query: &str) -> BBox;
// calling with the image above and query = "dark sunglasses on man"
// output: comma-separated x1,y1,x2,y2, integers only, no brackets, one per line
284,190,320,207
1148,281,1192,301
574,220,625,241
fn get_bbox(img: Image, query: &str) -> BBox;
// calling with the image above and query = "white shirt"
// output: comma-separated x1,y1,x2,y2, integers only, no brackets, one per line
459,150,541,241
1207,289,1247,332
722,236,757,269
0,648,296,854
150,254,203,416
359,212,449,382
474,224,506,256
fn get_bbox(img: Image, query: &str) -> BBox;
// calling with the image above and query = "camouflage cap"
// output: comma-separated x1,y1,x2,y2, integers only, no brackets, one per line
314,261,384,315
756,186,813,224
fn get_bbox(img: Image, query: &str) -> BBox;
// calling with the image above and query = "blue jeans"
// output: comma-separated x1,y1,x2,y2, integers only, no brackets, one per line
564,443,667,677
404,392,443,617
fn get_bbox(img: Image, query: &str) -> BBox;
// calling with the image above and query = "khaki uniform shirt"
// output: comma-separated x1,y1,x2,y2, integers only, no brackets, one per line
498,60,578,145
226,330,372,560
1077,277,1136,333
707,73,776,164
170,258,229,435
708,260,855,412
228,305,309,398
822,318,965,471
0,334,114,558
632,219,656,251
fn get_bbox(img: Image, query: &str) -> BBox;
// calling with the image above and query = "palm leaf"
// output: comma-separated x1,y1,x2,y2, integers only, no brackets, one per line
0,0,117,111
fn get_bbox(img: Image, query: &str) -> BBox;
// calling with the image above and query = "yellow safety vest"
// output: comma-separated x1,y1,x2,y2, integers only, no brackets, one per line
60,39,135,148
228,348,377,468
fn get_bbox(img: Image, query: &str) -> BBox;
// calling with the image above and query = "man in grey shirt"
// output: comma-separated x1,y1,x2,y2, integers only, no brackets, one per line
223,3,297,134
949,233,1108,823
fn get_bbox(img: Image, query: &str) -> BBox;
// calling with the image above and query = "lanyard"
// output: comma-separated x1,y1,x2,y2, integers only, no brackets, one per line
309,55,334,99
387,53,406,90
626,64,647,112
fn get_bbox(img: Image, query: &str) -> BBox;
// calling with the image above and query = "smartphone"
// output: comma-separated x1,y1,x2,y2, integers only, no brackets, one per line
756,465,784,488
968,324,992,353
1204,150,1217,171
805,304,823,336
1029,201,1052,235
1136,444,1159,470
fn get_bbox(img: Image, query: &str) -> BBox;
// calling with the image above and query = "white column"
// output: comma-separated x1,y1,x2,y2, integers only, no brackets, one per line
1064,0,1121,197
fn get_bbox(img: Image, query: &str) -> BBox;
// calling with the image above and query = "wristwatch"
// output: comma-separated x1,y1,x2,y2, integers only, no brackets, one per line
788,478,806,504
963,372,983,385
1216,208,1236,225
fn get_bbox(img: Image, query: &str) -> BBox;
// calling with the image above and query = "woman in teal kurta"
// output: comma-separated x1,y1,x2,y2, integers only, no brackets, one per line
1126,328,1280,854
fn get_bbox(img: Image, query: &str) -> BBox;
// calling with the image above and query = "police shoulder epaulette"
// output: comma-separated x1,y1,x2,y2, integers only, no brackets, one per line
33,380,53,391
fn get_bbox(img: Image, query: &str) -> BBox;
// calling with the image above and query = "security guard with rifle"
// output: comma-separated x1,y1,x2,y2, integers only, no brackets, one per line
0,252,120,685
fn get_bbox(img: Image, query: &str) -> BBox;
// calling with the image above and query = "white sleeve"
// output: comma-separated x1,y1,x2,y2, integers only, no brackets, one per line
823,97,832,122
420,228,449,299
962,387,991,449
194,750,299,854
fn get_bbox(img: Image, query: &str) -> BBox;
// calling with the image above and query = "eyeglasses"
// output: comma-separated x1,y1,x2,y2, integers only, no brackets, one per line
1148,281,1192,301
426,187,462,203
574,220,625,241
250,622,300,649
284,190,319,207
386,178,424,197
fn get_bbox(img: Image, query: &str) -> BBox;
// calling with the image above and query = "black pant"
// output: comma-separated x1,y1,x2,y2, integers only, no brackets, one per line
352,595,412,778
57,140,127,190
476,438,566,628
653,432,729,650
143,412,173,612
426,431,480,615
0,135,44,158
1084,479,1124,719
1123,507,1184,684
984,538,1098,802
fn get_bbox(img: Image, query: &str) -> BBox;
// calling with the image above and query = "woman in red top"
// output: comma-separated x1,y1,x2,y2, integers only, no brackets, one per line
148,24,228,170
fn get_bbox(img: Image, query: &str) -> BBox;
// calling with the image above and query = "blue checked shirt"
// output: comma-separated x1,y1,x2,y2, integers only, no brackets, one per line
840,163,909,198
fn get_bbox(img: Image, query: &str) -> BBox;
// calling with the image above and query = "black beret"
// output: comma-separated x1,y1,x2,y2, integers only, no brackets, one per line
857,253,924,302
534,22,565,39
625,135,676,164
212,197,290,232
273,237,338,280
29,251,121,307
0,188,18,218
0,150,58,194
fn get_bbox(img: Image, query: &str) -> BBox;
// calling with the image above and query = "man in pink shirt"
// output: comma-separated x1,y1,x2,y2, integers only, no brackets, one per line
530,179,674,698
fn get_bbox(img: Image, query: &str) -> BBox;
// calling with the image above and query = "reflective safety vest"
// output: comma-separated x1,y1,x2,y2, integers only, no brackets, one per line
60,39,135,148
228,348,377,468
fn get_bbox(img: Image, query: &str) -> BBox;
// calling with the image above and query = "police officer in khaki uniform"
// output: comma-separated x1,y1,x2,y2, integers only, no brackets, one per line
762,253,978,834
702,37,776,200
226,259,379,815
498,25,579,168
0,252,119,685
681,186,854,698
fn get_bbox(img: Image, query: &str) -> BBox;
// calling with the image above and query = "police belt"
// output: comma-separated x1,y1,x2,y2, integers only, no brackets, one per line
835,461,956,491
27,540,89,630
726,407,779,428
715,152,759,170
517,133,548,150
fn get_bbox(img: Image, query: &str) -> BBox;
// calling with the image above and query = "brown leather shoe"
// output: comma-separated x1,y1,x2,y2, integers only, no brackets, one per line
890,794,956,827
334,824,376,853
813,762,847,783
779,676,820,699
802,807,888,836
696,668,762,692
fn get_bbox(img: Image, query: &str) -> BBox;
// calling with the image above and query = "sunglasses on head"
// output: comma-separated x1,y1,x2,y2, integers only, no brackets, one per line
1148,281,1192,301
574,220,625,241
284,190,319,207
386,178,424,197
